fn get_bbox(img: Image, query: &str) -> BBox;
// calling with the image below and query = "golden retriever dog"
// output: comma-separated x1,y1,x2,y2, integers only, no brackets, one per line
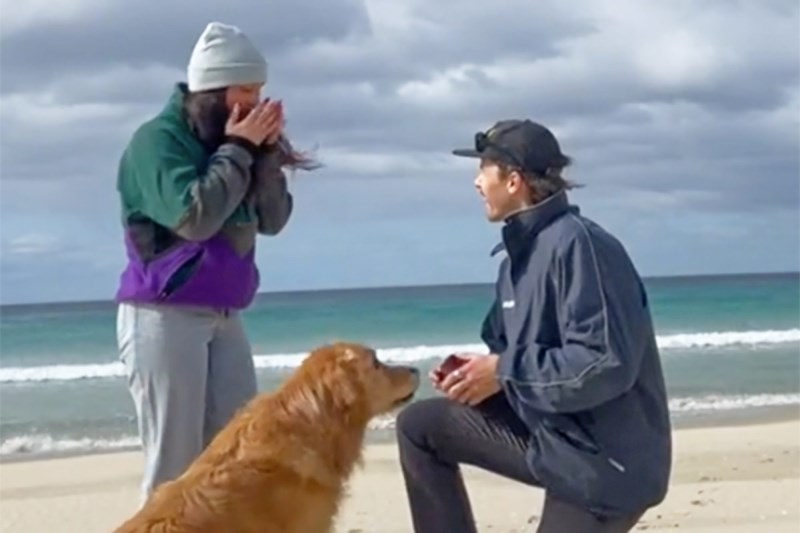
114,341,420,533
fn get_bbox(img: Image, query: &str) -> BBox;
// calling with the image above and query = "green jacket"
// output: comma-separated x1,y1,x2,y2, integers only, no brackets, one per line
117,83,293,261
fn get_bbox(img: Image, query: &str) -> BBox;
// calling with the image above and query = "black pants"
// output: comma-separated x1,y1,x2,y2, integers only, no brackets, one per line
396,394,644,533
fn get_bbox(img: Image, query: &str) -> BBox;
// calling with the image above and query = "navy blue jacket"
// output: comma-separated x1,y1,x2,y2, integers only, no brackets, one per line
484,191,672,517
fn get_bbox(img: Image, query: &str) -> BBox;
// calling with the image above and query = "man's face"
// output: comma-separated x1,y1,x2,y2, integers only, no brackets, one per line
225,83,264,114
474,160,528,222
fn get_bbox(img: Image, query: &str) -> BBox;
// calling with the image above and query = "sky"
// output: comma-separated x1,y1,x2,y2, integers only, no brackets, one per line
0,0,798,305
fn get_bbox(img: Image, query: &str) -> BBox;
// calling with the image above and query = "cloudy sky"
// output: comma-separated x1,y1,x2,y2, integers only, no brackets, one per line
1,0,798,304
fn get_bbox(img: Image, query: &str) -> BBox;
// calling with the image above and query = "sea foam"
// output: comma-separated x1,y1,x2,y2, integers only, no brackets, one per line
2,393,797,457
1,328,798,384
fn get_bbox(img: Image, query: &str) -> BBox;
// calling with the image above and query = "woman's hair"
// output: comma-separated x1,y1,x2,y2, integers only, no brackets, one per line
184,88,320,172
498,155,581,202
184,88,230,150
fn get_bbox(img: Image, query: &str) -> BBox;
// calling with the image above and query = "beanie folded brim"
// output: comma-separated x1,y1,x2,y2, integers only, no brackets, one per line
187,63,268,92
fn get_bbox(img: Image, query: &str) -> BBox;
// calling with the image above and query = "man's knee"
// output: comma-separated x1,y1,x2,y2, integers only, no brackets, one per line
396,397,451,446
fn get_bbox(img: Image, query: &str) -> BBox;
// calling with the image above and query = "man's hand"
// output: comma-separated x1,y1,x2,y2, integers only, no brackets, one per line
439,354,502,406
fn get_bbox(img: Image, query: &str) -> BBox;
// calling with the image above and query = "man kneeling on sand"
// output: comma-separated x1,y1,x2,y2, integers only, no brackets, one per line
395,120,673,532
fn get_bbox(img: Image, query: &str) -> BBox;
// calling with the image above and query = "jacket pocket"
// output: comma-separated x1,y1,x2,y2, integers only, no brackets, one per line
547,417,601,455
529,415,625,510
158,249,204,300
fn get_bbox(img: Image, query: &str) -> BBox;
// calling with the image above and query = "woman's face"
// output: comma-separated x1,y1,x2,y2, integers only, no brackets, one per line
225,83,265,114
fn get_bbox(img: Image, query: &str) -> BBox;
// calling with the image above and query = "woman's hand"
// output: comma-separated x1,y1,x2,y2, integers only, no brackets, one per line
225,99,283,146
264,100,285,145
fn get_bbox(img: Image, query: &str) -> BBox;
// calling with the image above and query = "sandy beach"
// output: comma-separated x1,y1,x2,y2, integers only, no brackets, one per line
1,417,798,532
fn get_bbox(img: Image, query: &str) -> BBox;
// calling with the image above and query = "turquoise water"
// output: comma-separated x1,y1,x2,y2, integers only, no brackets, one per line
1,273,798,457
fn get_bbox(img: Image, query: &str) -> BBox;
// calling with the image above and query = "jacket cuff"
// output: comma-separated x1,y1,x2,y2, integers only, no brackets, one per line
224,135,260,159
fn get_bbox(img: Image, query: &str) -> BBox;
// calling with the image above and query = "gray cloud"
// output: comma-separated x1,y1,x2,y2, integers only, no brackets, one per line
0,0,798,303
1,0,369,87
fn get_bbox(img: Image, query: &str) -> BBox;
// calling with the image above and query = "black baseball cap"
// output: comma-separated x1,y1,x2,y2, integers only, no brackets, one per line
452,119,568,176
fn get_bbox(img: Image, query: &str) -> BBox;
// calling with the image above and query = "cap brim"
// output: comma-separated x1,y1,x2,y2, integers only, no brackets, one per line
452,148,481,158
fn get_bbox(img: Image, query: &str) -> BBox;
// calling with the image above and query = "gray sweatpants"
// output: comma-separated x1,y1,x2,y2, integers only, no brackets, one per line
117,302,258,503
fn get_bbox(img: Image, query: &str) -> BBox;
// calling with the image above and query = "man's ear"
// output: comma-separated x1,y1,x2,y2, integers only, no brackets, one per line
506,170,525,193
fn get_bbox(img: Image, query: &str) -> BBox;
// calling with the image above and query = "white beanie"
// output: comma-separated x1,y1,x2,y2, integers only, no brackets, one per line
187,22,267,92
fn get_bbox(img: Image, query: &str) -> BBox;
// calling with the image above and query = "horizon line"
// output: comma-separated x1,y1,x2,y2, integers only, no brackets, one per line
1,270,798,310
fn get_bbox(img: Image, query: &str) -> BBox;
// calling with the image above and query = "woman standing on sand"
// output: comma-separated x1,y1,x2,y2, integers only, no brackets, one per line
114,21,316,503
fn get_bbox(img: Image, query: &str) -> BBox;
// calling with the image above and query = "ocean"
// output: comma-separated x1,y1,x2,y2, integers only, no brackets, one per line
1,273,798,459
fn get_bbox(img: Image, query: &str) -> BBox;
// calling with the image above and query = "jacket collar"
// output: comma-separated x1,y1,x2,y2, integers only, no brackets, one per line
491,191,575,258
162,83,220,153
161,83,188,119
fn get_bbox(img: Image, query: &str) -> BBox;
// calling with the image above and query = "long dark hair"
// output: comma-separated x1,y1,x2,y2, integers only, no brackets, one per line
184,88,320,171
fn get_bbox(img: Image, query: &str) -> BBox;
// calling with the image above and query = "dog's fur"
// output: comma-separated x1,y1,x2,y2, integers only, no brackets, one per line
114,342,419,533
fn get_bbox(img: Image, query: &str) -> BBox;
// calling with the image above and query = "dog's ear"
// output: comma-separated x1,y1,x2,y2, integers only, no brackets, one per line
327,354,369,421
334,372,360,409
330,357,361,407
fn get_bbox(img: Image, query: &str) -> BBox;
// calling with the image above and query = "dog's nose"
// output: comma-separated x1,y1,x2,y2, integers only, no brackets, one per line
409,367,420,375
